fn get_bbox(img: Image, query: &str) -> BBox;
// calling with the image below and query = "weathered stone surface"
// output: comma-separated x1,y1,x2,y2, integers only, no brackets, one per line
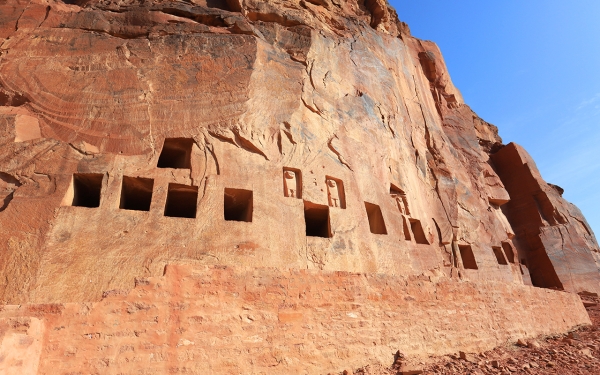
492,143,600,293
0,264,591,374
0,0,598,371
0,0,535,303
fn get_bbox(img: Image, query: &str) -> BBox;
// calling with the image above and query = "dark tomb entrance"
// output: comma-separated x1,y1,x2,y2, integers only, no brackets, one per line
304,201,332,238
71,173,103,208
224,188,253,222
120,177,154,211
492,246,508,265
459,245,478,270
410,219,429,244
157,138,194,169
164,183,198,218
364,202,387,235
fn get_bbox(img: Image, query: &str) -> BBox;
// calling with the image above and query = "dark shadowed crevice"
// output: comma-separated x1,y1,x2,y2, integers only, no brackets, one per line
0,192,15,212
0,172,22,212
0,85,30,107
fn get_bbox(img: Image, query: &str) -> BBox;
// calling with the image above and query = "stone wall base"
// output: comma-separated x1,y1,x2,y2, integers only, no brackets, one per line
0,265,591,374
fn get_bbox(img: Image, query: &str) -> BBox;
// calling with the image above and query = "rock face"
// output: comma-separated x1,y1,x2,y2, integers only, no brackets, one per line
492,144,600,293
0,0,598,372
0,265,591,375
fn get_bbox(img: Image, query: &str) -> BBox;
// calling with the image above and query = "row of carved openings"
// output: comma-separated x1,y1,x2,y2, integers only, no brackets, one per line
156,140,516,269
154,139,406,237
67,173,518,270
68,138,519,266
285,168,428,243
66,172,413,242
460,242,517,271
65,173,252,221
153,140,420,241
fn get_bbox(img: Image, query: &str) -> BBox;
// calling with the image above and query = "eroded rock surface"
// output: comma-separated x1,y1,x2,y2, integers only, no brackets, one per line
0,264,591,375
0,0,599,372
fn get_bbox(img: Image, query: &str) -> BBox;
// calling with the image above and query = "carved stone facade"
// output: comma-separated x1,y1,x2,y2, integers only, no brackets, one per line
0,0,598,373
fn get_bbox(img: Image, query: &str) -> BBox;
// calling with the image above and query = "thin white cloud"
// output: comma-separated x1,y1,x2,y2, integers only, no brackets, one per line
576,93,600,111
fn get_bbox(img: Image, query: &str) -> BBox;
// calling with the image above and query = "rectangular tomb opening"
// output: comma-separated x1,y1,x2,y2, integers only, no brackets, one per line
410,219,429,244
304,201,332,238
164,183,198,218
492,246,509,265
70,173,103,208
459,245,478,270
120,176,154,211
501,241,516,263
224,188,253,222
364,202,387,235
157,138,194,169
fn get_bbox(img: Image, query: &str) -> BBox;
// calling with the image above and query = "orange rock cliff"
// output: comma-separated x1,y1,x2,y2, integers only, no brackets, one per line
0,0,599,373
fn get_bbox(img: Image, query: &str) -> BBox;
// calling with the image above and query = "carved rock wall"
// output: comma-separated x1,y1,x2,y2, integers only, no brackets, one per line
0,0,545,304
0,1,599,370
0,265,591,375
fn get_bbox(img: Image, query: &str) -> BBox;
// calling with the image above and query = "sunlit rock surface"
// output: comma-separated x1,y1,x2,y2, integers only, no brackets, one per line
0,0,598,373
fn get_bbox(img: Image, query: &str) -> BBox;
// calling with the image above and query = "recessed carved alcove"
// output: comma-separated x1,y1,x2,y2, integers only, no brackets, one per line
68,173,104,208
224,188,253,222
459,245,478,270
409,219,428,244
492,246,508,265
120,177,154,212
402,216,412,240
283,168,302,199
364,202,387,235
390,183,410,215
164,183,198,218
304,201,331,238
502,241,516,263
157,138,194,169
326,176,346,209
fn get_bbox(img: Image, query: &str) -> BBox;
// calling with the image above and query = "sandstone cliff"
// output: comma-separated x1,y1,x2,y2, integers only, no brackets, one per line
1,0,599,373
0,0,598,303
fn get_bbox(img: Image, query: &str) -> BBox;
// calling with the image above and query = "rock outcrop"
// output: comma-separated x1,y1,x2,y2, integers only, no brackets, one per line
492,143,600,293
0,0,598,373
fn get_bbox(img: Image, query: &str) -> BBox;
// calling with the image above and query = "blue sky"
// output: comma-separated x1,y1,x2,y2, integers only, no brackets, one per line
391,0,600,237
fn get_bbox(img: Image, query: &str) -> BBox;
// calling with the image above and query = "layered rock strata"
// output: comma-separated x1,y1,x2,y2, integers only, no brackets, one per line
0,0,599,372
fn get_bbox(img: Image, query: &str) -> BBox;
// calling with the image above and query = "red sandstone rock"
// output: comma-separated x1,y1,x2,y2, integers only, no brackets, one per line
0,0,598,373
414,293,600,374
492,143,600,293
0,265,592,374
0,0,536,304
